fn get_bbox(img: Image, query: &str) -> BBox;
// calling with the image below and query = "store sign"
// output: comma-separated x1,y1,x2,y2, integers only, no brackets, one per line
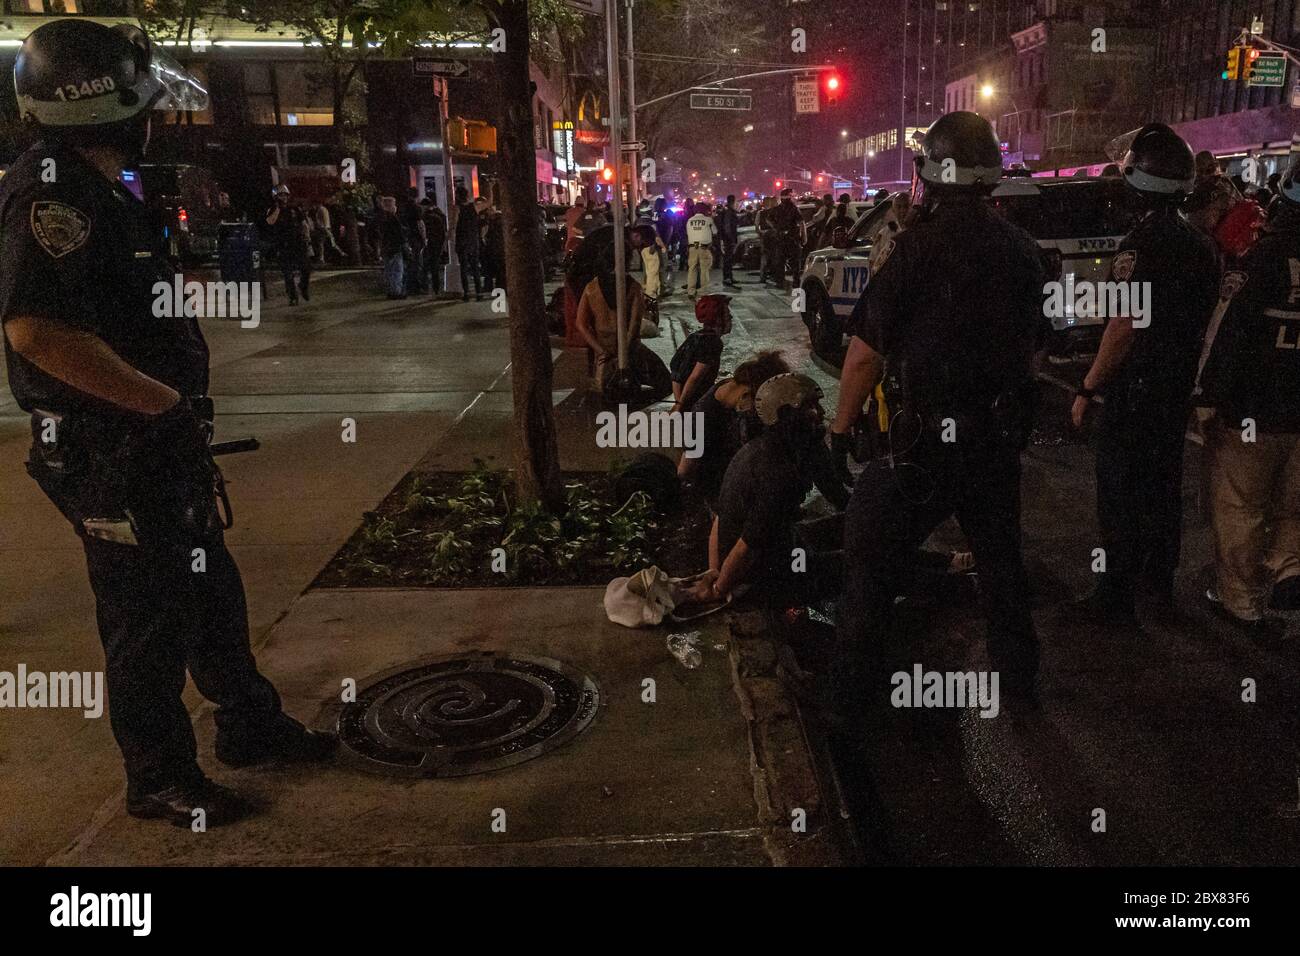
794,77,819,114
575,128,610,146
551,120,575,173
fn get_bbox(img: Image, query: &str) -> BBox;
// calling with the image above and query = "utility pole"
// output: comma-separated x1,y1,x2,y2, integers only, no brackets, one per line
437,75,462,296
898,0,908,187
625,0,639,215
604,0,629,370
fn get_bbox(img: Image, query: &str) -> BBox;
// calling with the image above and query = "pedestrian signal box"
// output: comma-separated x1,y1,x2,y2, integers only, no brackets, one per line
447,118,497,155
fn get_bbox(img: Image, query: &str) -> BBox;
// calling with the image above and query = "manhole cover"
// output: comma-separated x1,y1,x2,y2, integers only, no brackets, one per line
329,653,600,777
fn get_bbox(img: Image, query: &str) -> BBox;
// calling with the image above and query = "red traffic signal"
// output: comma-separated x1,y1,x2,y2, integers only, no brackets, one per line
600,166,614,182
824,73,842,104
774,179,783,189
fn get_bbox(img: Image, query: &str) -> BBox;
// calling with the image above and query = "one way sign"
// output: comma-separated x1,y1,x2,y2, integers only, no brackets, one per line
413,57,470,78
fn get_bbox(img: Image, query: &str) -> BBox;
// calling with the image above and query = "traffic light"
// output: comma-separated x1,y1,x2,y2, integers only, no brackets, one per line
774,179,783,189
1244,47,1262,83
824,72,842,105
1224,46,1243,80
600,166,614,183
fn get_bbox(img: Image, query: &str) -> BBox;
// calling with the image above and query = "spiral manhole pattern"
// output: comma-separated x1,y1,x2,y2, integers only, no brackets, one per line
333,653,600,777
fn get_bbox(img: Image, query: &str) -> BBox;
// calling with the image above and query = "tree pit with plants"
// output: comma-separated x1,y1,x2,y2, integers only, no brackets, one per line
315,461,712,588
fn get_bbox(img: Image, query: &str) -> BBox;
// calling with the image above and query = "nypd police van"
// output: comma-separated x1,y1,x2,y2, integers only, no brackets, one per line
800,176,1139,357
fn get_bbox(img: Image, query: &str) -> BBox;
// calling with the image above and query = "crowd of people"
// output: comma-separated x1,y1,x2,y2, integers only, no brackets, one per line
575,113,1299,746
259,184,523,304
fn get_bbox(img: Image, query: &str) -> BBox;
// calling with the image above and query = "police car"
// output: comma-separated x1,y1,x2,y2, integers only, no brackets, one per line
738,200,870,271
800,176,1139,357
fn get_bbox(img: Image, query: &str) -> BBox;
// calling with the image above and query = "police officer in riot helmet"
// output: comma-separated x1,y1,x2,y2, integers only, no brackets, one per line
828,110,1046,730
1,19,335,827
1067,123,1220,628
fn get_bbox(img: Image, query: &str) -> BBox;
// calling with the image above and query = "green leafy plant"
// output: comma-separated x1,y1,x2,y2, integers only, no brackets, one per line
428,530,475,578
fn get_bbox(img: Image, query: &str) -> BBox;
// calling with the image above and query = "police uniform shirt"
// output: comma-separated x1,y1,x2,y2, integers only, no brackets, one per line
0,141,207,417
1108,209,1220,400
849,197,1047,413
1201,221,1300,431
686,213,716,246
769,200,802,238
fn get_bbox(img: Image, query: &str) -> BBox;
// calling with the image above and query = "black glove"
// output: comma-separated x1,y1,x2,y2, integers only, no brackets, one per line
147,397,212,462
130,398,224,544
829,430,855,487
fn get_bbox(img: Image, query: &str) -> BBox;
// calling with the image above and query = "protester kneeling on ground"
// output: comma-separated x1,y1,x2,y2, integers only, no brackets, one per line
670,294,732,414
575,262,672,401
677,349,790,510
686,374,846,609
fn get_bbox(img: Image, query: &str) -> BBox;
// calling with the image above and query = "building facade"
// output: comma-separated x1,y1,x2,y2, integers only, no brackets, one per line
0,6,589,219
1152,0,1300,182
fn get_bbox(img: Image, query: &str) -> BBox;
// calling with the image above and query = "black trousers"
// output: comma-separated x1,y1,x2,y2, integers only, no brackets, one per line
424,247,444,293
78,532,282,795
721,239,737,282
32,444,284,796
458,248,482,297
79,535,282,796
834,434,1038,719
405,244,426,294
1094,395,1189,610
280,256,310,302
776,236,801,287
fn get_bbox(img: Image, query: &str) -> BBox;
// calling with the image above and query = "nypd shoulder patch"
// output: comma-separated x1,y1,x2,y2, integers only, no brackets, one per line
873,235,896,272
1219,270,1247,302
1111,249,1137,282
30,201,91,258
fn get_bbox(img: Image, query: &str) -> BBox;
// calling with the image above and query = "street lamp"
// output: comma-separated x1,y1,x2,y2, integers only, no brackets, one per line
980,83,995,99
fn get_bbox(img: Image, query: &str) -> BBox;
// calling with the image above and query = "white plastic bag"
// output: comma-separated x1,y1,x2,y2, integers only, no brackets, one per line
604,565,677,628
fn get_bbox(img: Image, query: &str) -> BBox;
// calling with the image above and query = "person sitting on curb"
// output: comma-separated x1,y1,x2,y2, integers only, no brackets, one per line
669,294,731,414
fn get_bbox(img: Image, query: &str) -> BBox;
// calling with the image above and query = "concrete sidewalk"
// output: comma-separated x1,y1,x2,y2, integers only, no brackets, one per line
1,274,494,864
1,272,831,866
52,590,780,865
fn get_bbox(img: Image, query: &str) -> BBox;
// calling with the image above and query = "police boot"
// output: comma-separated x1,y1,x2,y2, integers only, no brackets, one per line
1270,576,1300,611
1060,590,1139,630
127,777,257,828
215,714,338,769
1206,601,1288,650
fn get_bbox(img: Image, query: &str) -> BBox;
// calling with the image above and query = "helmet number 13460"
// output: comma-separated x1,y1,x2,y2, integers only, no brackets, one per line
52,76,116,101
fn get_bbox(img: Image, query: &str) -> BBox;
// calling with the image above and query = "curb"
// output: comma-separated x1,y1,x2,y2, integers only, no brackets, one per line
726,608,848,865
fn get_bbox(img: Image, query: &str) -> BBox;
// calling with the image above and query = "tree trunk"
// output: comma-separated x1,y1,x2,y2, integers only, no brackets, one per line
489,0,564,512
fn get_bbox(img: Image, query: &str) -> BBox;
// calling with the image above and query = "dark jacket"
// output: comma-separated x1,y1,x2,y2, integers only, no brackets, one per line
1201,216,1300,432
423,206,448,257
379,211,406,257
455,202,480,253
716,206,739,244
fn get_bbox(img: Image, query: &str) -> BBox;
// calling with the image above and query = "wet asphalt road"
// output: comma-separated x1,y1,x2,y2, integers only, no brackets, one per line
711,271,1300,865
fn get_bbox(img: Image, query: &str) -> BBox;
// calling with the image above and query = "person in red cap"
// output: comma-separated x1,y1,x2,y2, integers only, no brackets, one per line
669,294,732,413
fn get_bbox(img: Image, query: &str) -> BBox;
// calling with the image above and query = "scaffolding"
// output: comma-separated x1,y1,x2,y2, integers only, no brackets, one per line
1045,108,1141,168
